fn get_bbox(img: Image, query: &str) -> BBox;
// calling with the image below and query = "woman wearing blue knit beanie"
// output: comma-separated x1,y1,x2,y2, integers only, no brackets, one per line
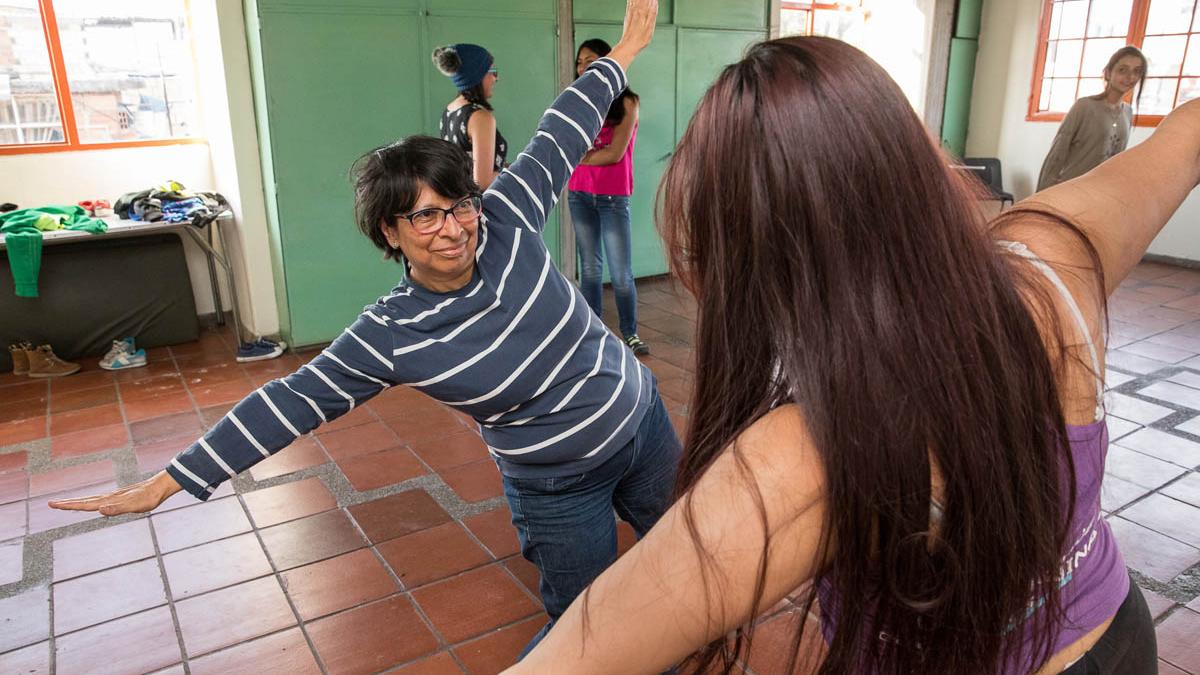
434,43,507,189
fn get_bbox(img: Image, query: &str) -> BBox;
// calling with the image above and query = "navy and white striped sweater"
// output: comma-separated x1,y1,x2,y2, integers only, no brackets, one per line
167,57,655,500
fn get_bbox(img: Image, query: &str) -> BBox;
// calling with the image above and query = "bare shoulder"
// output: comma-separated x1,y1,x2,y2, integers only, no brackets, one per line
468,107,495,123
737,403,809,451
467,108,495,132
722,404,825,511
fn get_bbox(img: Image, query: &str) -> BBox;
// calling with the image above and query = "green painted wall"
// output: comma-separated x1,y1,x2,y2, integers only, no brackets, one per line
942,0,984,156
250,0,560,346
251,0,768,346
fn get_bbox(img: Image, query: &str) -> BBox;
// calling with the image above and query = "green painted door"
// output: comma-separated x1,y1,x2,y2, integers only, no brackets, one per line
571,22,677,278
425,11,561,257
675,0,768,30
674,28,762,140
572,0,674,24
257,6,426,346
253,1,561,346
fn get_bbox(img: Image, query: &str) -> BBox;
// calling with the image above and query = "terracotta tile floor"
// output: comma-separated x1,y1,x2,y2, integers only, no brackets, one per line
2,269,1200,673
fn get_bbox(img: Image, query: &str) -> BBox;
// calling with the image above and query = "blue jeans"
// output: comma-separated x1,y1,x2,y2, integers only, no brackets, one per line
568,190,639,338
503,387,682,657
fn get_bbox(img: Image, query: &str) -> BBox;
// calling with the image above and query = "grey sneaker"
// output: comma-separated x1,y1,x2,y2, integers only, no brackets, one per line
624,334,650,356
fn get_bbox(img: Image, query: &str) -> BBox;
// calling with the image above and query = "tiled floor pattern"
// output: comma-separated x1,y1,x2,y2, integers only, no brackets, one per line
0,267,1198,674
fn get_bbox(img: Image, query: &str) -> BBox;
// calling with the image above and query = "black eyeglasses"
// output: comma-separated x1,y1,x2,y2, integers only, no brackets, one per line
394,195,482,235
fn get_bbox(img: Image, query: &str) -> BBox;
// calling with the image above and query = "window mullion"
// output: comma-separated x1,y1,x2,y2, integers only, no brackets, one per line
1030,0,1056,116
37,0,78,145
1076,0,1095,99
1129,0,1151,45
1172,0,1198,108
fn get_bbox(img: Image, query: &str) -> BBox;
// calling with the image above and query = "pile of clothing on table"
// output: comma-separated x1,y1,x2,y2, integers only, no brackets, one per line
0,204,107,297
114,181,231,227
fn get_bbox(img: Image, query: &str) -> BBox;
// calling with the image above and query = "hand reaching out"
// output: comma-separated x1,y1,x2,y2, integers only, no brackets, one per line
49,470,183,517
608,0,658,72
620,0,657,52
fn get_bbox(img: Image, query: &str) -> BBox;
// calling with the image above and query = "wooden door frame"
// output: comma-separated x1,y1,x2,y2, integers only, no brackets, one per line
924,0,957,132
556,0,578,281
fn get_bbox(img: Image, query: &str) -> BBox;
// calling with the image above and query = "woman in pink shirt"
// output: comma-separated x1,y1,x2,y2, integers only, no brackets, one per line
569,38,648,355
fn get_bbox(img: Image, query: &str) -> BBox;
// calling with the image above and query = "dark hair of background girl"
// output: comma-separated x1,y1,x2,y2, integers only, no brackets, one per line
577,38,639,125
656,35,1105,675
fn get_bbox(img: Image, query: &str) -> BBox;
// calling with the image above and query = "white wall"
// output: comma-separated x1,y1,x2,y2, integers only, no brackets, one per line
967,0,1200,261
1,0,280,338
191,0,279,338
0,144,223,314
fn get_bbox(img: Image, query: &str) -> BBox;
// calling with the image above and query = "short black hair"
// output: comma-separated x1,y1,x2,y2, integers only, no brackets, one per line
350,136,478,263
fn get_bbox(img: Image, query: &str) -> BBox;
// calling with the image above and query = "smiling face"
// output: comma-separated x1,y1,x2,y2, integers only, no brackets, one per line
576,47,600,77
382,182,479,292
1105,54,1145,95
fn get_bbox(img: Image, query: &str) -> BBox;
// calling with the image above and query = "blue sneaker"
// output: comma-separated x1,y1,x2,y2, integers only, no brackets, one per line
100,338,147,370
236,338,286,363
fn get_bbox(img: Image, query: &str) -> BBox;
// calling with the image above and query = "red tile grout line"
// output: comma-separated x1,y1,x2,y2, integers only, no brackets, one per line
220,490,332,673
453,516,544,607
42,379,51,443
338,504,475,673
133,515,188,670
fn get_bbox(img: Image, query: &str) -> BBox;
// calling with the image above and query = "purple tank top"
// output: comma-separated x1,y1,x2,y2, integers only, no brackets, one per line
817,419,1127,672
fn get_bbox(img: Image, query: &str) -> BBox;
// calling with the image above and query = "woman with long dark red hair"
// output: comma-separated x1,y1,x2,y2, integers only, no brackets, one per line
506,36,1197,674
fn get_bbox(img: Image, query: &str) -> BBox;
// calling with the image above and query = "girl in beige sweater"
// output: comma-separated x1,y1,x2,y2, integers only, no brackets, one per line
1038,46,1146,191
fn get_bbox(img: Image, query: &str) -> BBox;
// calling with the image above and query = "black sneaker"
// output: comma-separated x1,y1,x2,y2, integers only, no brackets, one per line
625,334,650,356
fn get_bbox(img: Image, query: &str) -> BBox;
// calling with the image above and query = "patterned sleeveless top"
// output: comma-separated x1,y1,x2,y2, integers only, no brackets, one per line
440,103,508,173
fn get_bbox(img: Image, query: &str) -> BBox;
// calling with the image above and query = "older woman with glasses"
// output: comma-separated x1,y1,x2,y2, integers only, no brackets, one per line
51,0,674,660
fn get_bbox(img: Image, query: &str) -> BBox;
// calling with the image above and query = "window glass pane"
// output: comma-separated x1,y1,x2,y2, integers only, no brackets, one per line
1082,37,1129,76
779,8,811,37
1058,0,1089,39
1185,34,1200,75
1039,77,1054,110
54,0,198,143
1050,77,1081,110
811,7,859,41
1138,77,1180,113
1145,0,1194,35
1050,1,1066,39
1142,34,1188,76
1077,76,1106,96
1050,39,1085,76
1178,76,1200,103
1087,0,1133,37
0,1,65,146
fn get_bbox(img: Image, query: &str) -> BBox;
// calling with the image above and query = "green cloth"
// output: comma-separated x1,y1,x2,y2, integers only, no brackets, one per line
0,206,106,297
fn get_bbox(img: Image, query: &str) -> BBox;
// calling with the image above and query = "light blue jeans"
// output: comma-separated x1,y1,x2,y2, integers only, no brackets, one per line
568,191,639,338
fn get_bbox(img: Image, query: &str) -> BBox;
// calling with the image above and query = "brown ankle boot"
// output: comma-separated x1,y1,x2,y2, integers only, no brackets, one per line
8,343,30,375
27,344,81,378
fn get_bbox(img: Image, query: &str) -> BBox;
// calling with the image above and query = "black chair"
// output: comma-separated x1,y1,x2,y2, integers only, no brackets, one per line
960,157,1015,207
